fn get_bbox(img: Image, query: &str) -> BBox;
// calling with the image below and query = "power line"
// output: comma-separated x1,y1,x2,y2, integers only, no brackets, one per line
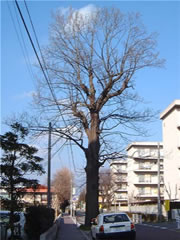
19,0,68,129
14,0,80,185
23,0,48,76
14,0,63,121
69,142,77,173
13,3,36,83
6,1,35,83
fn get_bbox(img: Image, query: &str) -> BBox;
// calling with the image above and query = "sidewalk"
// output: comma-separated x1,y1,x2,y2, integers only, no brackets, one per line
56,215,90,240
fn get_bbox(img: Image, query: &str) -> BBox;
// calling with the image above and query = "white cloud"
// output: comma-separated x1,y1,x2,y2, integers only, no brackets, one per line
59,4,98,33
77,4,98,20
15,91,37,99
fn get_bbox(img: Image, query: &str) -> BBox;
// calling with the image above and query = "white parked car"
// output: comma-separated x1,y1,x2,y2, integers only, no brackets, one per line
91,212,136,240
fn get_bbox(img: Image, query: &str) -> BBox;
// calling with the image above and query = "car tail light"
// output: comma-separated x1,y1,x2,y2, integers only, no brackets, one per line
131,222,135,230
99,225,104,232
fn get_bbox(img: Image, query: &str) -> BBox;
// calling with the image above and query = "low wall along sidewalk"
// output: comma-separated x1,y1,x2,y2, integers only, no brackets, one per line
40,217,60,240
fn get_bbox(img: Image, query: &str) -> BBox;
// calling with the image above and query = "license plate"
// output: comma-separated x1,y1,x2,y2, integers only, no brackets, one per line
110,225,126,232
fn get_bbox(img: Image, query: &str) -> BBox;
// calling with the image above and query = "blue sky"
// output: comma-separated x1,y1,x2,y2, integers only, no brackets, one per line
1,1,180,184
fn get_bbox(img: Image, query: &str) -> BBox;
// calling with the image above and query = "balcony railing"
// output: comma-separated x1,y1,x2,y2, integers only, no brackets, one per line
114,169,127,173
116,196,128,200
136,193,164,198
135,181,164,185
134,155,164,160
115,179,127,183
134,167,164,172
115,189,128,192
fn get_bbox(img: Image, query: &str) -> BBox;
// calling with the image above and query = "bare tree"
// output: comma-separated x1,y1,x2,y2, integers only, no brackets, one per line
52,167,73,212
34,7,164,225
99,169,115,211
77,187,86,209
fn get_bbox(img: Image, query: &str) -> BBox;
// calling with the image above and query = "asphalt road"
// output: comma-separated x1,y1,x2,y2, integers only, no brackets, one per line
58,214,180,240
136,224,180,240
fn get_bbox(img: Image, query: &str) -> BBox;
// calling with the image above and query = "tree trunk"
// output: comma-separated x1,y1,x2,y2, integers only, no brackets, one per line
84,112,101,226
85,153,99,226
84,127,100,226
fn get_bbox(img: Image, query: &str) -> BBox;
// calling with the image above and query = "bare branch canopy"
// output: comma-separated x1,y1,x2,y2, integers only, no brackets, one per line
33,7,164,226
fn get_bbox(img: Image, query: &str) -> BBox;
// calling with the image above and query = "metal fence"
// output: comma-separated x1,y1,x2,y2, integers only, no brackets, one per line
132,214,142,224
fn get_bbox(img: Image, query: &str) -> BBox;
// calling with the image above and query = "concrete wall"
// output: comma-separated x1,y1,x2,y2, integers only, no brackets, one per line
129,203,166,217
160,100,180,201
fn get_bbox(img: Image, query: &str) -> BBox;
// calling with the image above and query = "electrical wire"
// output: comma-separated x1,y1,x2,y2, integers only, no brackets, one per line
15,0,80,176
15,1,62,119
6,1,35,84
21,0,68,129
69,142,77,173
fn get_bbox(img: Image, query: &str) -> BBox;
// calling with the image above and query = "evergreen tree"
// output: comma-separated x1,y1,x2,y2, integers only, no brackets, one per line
0,122,45,239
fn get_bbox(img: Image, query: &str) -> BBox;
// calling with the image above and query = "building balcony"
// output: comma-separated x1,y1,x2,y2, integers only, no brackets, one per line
134,181,164,185
114,170,127,174
115,179,127,183
115,189,128,192
135,193,164,198
115,197,128,201
111,160,127,165
133,156,164,161
134,167,164,173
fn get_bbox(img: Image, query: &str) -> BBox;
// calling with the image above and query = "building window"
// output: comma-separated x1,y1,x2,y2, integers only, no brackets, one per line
138,187,145,195
41,194,47,201
139,175,145,182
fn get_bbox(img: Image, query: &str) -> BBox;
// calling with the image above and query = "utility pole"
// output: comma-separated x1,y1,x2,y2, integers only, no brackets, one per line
157,142,162,221
70,178,73,216
47,122,52,208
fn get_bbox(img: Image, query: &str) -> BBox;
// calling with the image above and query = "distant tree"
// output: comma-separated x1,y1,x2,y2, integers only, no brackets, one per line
99,169,115,210
77,188,86,209
0,122,45,239
52,167,73,212
31,7,164,225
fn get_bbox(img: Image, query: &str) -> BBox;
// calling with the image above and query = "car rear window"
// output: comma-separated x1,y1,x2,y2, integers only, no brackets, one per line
103,214,129,224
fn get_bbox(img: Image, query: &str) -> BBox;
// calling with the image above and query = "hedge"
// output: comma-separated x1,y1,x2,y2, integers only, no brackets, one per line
25,206,55,240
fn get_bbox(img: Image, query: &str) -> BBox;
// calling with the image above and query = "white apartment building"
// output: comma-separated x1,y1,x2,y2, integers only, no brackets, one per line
109,100,180,216
110,159,128,207
126,142,164,204
160,100,180,201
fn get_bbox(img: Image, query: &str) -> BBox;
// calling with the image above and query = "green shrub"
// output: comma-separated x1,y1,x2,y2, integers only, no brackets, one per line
141,213,157,222
25,206,55,240
79,224,91,231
